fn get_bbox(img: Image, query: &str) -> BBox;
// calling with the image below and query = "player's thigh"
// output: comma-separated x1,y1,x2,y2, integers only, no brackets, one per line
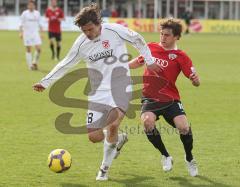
34,34,42,46
163,101,189,132
23,36,34,49
141,97,161,129
49,38,55,44
48,32,55,43
173,115,190,134
35,45,41,51
55,33,62,44
25,46,32,52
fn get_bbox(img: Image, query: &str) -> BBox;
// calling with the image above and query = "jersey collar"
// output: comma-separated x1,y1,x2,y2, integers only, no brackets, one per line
159,43,178,51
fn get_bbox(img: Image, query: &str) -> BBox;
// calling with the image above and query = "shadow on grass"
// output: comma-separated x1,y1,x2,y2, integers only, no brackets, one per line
61,183,88,187
38,69,50,74
170,175,232,187
61,174,156,187
110,173,157,187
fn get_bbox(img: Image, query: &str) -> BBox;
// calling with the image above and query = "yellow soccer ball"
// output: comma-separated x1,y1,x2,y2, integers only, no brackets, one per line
47,149,72,173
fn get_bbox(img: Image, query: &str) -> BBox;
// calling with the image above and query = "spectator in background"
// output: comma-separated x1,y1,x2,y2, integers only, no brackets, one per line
101,7,111,17
182,8,193,34
111,8,118,17
45,0,64,61
0,6,7,15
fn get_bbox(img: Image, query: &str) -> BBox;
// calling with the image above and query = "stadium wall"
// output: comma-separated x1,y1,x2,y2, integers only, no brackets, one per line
1,16,240,34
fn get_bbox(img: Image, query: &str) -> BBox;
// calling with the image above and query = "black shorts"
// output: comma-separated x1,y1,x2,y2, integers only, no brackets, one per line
48,32,62,42
141,97,186,127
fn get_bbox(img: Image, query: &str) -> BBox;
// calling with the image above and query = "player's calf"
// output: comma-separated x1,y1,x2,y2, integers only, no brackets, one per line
88,128,105,143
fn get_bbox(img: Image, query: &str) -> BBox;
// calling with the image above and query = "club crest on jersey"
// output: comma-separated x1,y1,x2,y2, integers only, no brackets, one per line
102,40,110,49
168,53,177,60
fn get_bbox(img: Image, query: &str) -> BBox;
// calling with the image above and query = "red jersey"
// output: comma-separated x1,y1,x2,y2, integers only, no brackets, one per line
45,7,64,33
143,42,195,102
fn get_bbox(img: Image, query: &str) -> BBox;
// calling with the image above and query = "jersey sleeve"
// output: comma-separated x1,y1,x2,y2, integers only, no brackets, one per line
60,8,64,18
107,23,154,65
179,52,195,78
37,11,43,28
19,12,25,27
39,35,85,88
45,8,49,18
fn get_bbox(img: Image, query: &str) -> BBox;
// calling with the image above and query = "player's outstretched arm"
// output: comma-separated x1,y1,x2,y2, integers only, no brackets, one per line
189,72,200,87
109,23,161,72
35,35,83,89
129,56,145,69
33,83,46,92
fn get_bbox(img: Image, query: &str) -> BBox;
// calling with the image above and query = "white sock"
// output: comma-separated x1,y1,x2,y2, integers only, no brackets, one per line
33,51,40,64
25,52,32,69
117,133,124,144
101,139,117,171
103,130,123,144
103,129,107,138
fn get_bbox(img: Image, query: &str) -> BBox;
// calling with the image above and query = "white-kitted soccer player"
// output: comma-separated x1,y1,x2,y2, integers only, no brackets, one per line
33,3,161,181
20,0,43,70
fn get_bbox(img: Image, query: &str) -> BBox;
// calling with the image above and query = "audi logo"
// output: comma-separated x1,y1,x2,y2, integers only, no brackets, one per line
155,58,169,68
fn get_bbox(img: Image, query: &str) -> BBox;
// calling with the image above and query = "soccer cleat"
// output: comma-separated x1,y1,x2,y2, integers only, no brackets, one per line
30,63,38,70
185,158,198,177
161,156,173,172
96,168,108,181
114,133,128,159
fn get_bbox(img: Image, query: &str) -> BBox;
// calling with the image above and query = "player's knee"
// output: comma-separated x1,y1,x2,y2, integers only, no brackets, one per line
142,116,155,131
107,109,124,128
108,122,120,131
178,125,190,135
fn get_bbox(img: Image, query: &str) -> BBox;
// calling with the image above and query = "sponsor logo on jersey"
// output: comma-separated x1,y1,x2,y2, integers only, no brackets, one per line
168,53,177,60
88,49,113,62
27,18,38,22
155,57,168,69
102,40,110,49
94,39,100,43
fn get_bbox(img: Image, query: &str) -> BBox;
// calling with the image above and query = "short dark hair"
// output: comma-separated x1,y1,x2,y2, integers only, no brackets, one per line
28,0,35,4
160,18,183,38
74,3,102,27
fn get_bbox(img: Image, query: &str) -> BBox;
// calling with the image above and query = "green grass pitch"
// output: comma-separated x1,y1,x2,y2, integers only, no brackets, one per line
0,31,239,187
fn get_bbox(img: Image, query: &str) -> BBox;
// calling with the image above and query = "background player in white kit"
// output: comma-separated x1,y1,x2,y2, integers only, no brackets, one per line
33,3,160,180
19,0,43,70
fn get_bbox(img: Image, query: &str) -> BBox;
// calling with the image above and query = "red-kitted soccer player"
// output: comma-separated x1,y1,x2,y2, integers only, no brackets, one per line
129,18,200,177
45,0,64,61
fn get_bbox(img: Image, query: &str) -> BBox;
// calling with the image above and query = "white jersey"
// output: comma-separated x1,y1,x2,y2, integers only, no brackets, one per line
20,9,41,36
40,23,154,91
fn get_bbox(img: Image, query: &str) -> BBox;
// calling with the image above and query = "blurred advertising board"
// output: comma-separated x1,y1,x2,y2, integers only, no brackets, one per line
1,16,240,34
